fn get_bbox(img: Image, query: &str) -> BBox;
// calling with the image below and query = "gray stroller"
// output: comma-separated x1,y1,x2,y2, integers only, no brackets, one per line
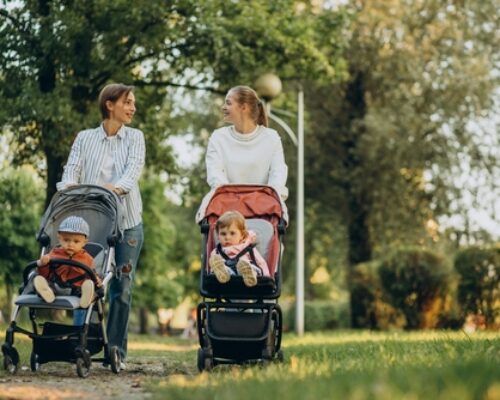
2,184,124,377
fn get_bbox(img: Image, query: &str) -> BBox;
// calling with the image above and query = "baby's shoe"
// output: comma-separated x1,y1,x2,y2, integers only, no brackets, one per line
236,259,257,287
80,280,95,308
34,275,55,303
209,254,230,283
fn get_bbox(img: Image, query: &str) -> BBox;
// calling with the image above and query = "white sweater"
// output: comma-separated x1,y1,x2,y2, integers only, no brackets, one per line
206,125,289,200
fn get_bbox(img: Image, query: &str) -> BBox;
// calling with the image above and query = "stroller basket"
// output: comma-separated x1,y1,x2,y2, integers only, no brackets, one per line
33,322,103,364
208,310,269,339
201,304,280,362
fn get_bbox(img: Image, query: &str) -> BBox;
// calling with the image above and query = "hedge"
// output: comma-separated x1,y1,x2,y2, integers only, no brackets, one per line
282,300,350,332
378,246,450,329
454,245,499,327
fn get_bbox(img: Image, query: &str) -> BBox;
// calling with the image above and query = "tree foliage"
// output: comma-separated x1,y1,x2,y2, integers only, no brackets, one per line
0,0,348,206
0,168,43,319
1,1,498,320
134,172,202,312
303,0,499,310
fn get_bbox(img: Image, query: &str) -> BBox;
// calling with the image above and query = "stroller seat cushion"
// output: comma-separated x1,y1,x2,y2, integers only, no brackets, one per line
84,242,106,275
84,242,105,258
15,294,83,310
245,219,274,261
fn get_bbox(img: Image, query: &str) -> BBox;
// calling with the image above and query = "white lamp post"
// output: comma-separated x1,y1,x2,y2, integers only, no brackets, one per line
255,73,305,336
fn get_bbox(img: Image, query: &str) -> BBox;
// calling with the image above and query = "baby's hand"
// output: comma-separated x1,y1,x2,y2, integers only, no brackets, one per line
38,255,51,266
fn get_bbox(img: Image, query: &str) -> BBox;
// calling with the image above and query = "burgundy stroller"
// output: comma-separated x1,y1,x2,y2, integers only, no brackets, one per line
196,184,287,371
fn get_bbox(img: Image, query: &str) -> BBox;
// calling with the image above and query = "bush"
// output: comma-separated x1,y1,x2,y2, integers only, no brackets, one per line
454,245,499,328
378,247,450,329
282,300,350,332
351,261,405,330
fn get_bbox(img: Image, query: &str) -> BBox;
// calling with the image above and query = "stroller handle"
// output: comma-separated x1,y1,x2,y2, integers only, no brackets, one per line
22,261,39,287
22,259,100,287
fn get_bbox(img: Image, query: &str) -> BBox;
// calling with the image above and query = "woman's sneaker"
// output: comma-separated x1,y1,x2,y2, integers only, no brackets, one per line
236,259,257,287
79,279,95,308
209,254,231,283
34,276,55,303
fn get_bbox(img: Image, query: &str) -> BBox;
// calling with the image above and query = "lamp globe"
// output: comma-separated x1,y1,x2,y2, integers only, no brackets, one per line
254,73,282,101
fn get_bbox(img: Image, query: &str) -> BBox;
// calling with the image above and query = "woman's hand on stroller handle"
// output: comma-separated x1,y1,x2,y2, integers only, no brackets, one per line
103,183,125,196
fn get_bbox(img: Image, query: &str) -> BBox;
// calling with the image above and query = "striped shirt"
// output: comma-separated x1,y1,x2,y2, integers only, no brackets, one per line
57,124,145,230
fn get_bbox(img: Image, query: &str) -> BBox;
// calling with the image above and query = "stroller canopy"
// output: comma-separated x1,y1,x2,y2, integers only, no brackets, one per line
37,185,124,248
196,184,286,223
197,184,286,278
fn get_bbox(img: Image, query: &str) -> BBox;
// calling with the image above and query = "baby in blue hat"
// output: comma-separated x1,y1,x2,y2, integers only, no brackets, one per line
34,216,101,308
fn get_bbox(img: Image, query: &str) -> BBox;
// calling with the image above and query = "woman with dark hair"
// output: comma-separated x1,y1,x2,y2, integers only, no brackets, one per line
206,85,288,200
57,83,145,368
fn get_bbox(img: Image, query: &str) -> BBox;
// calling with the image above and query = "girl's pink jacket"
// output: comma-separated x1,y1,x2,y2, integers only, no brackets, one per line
210,230,270,277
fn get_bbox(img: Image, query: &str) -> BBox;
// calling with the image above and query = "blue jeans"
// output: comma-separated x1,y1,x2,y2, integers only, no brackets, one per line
74,223,143,360
107,223,144,360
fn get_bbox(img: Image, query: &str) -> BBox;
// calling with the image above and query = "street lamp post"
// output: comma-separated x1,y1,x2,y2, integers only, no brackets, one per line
255,73,305,336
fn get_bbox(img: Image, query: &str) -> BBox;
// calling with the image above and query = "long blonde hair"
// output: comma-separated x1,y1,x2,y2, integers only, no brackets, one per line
228,85,268,127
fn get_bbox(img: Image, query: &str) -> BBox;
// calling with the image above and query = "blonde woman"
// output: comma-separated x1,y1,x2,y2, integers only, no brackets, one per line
206,85,288,201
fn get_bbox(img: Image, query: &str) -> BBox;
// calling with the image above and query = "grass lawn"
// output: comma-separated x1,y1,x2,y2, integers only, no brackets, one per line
2,326,499,399
145,330,500,400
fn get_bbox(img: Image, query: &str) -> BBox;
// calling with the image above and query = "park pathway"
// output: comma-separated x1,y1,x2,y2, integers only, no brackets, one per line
0,359,161,399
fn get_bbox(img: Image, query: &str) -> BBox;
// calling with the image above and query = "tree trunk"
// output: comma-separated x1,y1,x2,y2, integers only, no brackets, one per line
347,190,373,328
44,146,65,209
139,307,149,334
347,193,372,266
341,71,374,328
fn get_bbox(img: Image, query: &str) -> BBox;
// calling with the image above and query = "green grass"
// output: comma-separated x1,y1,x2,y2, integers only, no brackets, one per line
2,326,499,399
146,331,500,400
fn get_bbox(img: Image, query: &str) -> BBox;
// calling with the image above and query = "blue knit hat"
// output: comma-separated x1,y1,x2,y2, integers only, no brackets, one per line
58,216,90,237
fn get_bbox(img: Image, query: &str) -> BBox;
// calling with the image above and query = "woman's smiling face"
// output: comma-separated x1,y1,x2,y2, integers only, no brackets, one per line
108,91,136,125
222,92,244,124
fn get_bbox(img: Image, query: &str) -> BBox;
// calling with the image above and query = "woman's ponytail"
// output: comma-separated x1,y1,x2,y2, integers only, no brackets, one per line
257,101,268,127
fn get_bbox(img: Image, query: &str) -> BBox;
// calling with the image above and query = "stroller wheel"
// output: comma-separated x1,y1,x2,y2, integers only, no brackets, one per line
76,357,90,378
197,348,213,372
109,346,121,374
276,349,284,363
2,346,19,374
30,352,40,372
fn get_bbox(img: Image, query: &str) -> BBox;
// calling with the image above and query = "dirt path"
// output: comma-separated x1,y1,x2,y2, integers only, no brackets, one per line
0,360,158,399
0,351,196,400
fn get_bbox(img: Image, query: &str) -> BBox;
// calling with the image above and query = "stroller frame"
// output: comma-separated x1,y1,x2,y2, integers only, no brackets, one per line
2,185,123,378
196,185,287,371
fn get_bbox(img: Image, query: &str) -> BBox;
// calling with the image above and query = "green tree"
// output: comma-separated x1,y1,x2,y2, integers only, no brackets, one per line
1,2,351,310
0,0,348,207
304,0,499,325
0,168,43,320
134,172,202,332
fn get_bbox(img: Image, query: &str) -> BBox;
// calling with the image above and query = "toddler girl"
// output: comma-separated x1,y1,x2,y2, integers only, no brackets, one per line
209,210,270,287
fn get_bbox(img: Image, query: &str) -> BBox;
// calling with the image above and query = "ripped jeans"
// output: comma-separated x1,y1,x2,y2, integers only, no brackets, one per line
74,223,144,360
106,223,144,360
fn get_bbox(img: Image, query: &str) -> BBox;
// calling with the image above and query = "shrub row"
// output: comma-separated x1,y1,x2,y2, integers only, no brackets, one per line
454,245,499,327
281,299,350,332
351,245,499,330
